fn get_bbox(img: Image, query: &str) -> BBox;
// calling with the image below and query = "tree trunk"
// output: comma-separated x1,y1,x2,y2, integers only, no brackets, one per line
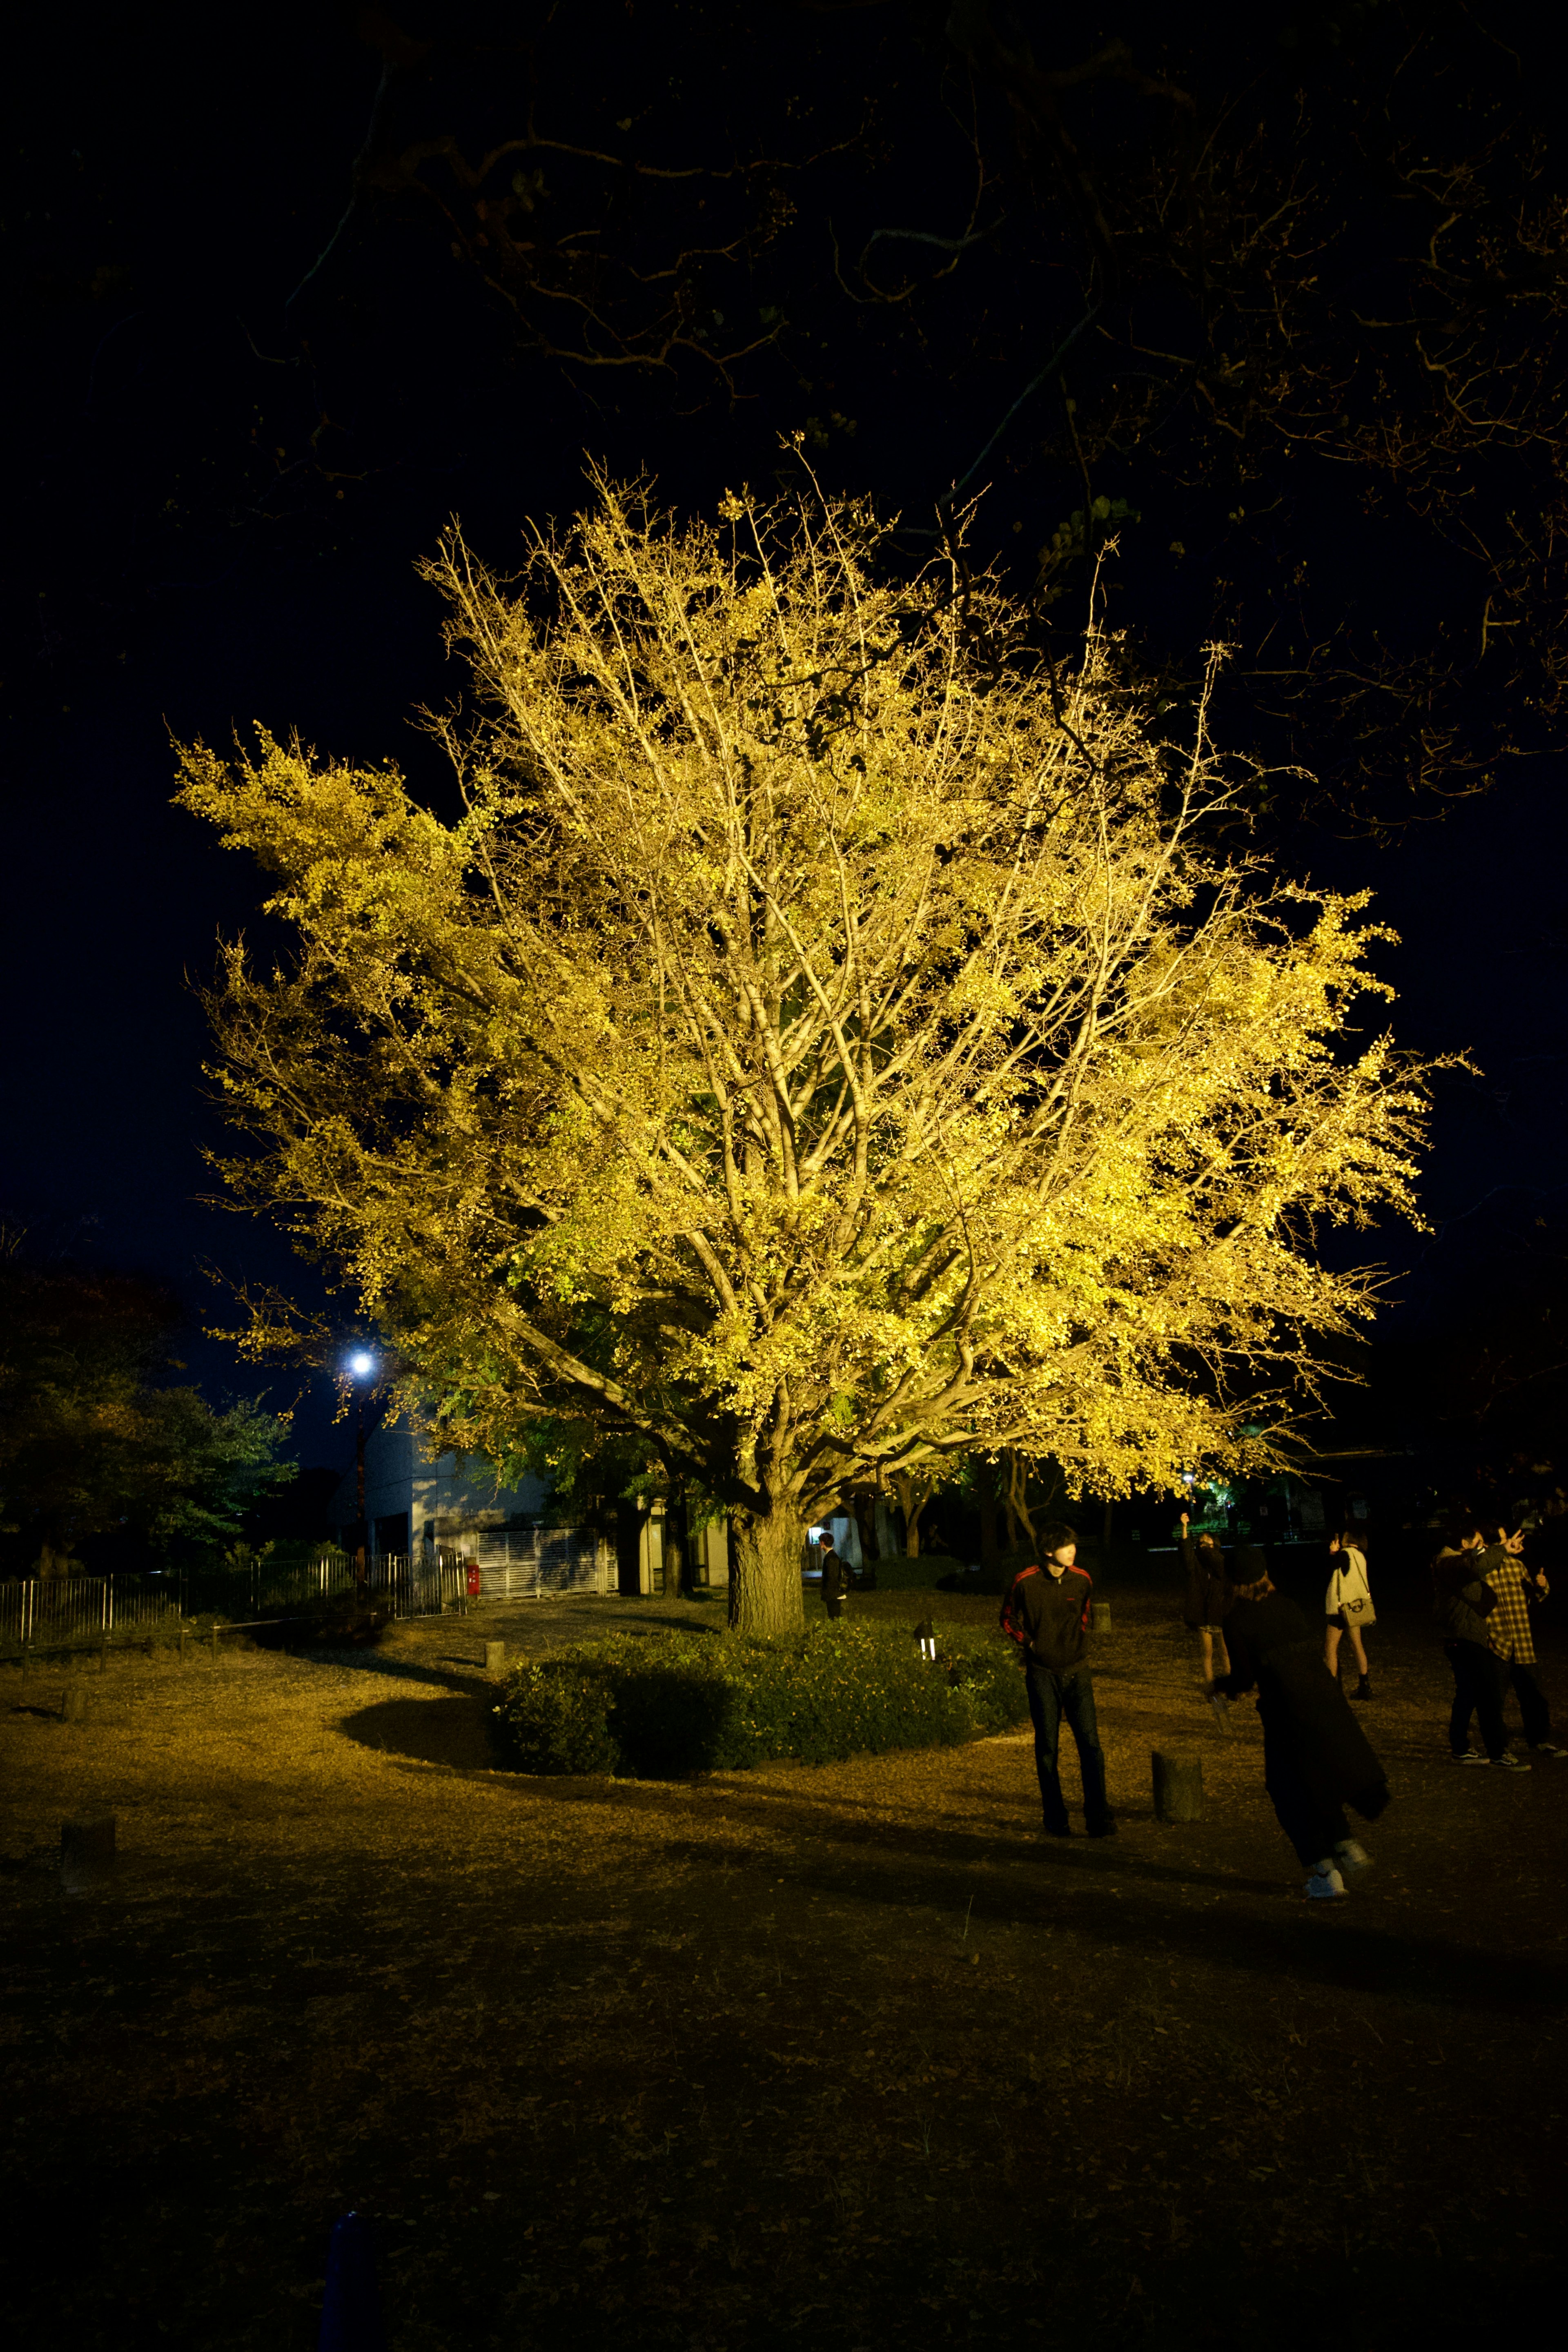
976,1460,999,1570
1003,1451,1036,1550
663,1490,688,1597
728,1509,805,1635
891,1471,932,1557
852,1490,879,1563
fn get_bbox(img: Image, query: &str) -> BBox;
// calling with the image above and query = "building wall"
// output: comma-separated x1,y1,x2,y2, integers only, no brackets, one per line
325,1409,733,1597
326,1410,548,1556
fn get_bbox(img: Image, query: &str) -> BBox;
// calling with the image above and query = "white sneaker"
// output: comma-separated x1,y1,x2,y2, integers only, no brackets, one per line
1304,1863,1347,1900
1334,1839,1372,1877
1492,1752,1532,1773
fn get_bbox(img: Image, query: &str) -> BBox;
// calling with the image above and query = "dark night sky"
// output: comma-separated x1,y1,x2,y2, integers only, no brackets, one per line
5,3,1565,1483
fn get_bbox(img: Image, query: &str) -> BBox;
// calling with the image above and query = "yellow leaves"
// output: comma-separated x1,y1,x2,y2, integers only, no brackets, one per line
177,474,1436,1507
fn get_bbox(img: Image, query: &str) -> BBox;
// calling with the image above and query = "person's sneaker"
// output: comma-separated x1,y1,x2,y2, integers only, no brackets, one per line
1304,1863,1346,1900
1087,1818,1118,1839
1492,1752,1532,1772
1334,1839,1372,1877
1453,1748,1487,1764
1042,1823,1073,1839
1353,1676,1372,1700
1529,1742,1567,1759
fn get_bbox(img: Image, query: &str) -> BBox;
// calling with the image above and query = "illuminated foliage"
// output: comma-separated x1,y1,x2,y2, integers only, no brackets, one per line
176,477,1431,1630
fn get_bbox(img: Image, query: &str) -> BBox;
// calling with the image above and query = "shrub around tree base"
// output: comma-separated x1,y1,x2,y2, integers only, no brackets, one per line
492,1622,1029,1778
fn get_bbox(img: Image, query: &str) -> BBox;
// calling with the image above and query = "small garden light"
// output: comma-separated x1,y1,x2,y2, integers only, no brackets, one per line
915,1618,937,1662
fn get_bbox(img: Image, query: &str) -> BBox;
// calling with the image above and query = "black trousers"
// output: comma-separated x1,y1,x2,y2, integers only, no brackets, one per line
1261,1718,1350,1870
1444,1641,1508,1759
1025,1667,1113,1833
1504,1660,1551,1746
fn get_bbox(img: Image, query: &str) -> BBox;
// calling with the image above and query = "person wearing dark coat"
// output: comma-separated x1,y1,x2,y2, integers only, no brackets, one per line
1178,1510,1233,1682
1211,1546,1390,1900
818,1533,851,1619
1430,1524,1517,1766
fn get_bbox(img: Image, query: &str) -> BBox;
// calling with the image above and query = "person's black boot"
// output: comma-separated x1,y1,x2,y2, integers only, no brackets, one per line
1353,1675,1372,1701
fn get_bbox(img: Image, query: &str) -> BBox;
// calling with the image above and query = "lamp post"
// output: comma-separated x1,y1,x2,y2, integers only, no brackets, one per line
347,1350,376,1589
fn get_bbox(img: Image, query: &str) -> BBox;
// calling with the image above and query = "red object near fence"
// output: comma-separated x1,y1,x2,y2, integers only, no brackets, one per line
465,1563,481,1597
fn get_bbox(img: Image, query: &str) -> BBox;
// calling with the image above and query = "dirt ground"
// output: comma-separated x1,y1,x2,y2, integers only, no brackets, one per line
1,1582,1563,2352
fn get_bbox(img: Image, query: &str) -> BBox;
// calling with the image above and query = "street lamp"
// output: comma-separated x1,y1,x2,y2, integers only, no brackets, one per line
346,1350,377,1586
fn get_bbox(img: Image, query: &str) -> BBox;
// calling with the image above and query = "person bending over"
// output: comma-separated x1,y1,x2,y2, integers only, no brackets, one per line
1000,1523,1116,1840
1213,1547,1390,1901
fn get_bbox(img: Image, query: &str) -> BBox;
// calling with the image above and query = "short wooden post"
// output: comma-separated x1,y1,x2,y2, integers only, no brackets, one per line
1090,1601,1112,1634
178,1625,188,1666
483,1640,506,1674
211,1621,220,1662
99,1636,109,1675
62,1684,90,1724
62,1815,116,1869
1152,1748,1204,1823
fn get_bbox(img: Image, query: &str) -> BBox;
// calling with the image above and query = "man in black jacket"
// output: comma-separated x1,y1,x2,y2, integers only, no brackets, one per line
1213,1547,1390,1900
818,1532,851,1619
1000,1523,1115,1838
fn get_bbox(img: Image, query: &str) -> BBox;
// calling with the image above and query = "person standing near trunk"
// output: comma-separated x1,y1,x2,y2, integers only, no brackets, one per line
1000,1522,1116,1840
1325,1530,1375,1699
1431,1522,1521,1768
1211,1547,1390,1900
818,1531,851,1620
1178,1512,1233,1684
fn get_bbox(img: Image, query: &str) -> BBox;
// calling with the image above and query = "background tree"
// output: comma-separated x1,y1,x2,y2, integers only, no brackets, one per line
177,474,1432,1631
0,1229,297,1573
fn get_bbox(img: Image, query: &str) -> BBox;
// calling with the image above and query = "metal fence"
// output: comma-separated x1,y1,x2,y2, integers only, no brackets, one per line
183,1549,470,1621
0,1575,182,1653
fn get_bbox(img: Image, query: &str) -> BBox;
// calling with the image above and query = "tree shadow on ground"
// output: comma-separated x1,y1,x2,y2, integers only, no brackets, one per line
340,1693,498,1769
295,1648,490,1695
473,1769,1565,2018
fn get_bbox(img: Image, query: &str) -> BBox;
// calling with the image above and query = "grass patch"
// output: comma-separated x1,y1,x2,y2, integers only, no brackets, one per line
493,1618,1029,1776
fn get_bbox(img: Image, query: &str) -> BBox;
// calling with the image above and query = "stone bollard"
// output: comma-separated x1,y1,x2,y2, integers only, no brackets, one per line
1090,1601,1112,1634
483,1640,506,1674
1152,1748,1204,1823
62,1684,91,1725
62,1815,116,1868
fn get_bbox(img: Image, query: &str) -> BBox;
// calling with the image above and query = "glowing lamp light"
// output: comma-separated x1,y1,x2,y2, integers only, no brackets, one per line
915,1617,938,1662
348,1351,376,1379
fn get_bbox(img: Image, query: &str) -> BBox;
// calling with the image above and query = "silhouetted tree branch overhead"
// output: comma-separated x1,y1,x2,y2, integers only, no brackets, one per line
258,3,1568,835
13,4,1568,839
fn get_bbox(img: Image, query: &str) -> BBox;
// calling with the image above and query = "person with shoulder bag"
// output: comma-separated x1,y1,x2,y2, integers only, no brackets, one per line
1325,1530,1376,1699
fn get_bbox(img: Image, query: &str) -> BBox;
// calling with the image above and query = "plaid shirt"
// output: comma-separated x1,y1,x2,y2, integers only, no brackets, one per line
1485,1555,1548,1665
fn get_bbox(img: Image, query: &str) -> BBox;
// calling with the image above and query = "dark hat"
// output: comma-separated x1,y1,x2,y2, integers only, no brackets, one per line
1230,1544,1270,1581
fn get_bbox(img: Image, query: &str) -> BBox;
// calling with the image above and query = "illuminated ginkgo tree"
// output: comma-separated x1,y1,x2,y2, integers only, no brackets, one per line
176,476,1430,1633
